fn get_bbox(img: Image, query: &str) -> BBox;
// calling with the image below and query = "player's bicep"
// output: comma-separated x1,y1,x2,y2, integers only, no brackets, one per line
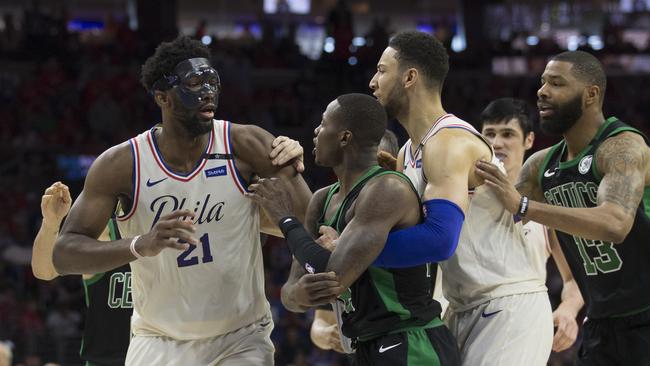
60,146,130,239
421,139,472,211
596,133,647,218
327,181,412,286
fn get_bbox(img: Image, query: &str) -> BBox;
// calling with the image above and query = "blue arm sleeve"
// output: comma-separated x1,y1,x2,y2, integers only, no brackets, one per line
373,199,465,268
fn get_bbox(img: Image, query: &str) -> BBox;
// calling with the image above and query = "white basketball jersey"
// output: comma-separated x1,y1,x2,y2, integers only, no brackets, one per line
402,114,547,313
116,120,269,340
523,220,552,280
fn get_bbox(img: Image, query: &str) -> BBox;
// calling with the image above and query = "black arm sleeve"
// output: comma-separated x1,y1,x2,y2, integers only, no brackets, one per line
279,216,331,273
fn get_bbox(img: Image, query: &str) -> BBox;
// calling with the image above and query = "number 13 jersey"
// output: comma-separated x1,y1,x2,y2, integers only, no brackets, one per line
116,120,269,339
539,117,650,318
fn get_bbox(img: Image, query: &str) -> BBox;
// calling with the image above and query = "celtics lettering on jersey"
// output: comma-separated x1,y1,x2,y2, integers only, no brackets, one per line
108,272,133,309
544,180,623,276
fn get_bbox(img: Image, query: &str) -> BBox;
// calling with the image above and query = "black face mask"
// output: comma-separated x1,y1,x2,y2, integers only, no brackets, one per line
152,58,221,110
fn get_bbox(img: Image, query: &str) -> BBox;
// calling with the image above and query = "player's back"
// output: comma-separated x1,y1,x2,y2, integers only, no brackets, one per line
116,120,268,340
402,114,547,312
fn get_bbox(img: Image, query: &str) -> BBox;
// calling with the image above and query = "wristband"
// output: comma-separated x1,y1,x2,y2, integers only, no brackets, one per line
278,216,302,236
130,235,143,259
518,196,529,217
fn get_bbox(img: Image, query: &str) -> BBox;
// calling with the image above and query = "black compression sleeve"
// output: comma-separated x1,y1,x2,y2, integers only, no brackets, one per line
279,216,331,273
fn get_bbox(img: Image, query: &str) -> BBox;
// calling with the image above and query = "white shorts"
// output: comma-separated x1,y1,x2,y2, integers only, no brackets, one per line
125,316,274,366
444,292,553,366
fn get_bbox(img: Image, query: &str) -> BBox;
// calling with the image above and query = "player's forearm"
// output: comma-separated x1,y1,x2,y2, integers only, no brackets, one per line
287,176,312,222
31,219,61,280
53,233,135,275
525,201,632,243
557,279,584,318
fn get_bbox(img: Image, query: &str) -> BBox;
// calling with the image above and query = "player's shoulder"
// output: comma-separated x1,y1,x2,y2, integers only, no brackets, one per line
86,140,134,191
362,172,415,201
426,127,490,161
312,184,335,203
228,122,276,156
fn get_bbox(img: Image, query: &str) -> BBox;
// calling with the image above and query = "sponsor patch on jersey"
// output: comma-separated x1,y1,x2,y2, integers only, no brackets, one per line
416,159,422,168
579,155,593,174
204,165,227,178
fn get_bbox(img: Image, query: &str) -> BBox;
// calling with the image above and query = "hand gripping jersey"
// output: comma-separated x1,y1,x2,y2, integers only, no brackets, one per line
116,120,269,339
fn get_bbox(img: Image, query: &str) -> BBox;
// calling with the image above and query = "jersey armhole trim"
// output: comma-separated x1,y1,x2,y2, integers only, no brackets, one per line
117,138,140,221
224,121,248,195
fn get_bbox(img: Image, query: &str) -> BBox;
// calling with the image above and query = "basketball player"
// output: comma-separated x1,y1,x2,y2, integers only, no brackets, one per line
476,51,650,365
248,93,461,365
479,98,583,353
33,134,305,365
51,36,311,365
308,129,400,353
32,181,131,366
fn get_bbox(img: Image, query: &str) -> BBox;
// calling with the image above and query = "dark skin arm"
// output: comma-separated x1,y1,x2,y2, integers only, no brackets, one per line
249,174,421,291
280,186,342,313
230,124,312,235
53,143,197,275
476,132,649,243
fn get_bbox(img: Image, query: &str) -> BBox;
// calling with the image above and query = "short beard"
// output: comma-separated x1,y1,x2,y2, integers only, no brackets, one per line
172,96,213,137
384,87,407,120
540,94,583,136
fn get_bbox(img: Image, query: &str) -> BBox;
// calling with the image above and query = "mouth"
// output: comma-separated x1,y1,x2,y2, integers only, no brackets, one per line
198,104,215,120
495,152,507,161
537,102,554,118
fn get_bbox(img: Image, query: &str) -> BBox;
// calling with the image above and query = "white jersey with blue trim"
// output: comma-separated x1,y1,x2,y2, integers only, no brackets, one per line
116,120,269,340
402,114,547,313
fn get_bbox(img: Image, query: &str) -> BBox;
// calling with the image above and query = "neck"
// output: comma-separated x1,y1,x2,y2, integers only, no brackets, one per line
157,115,211,172
563,108,605,160
396,90,446,148
332,150,379,196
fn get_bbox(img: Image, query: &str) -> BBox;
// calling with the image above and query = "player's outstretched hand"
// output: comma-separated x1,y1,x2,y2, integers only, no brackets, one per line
475,160,521,214
41,182,72,225
320,321,345,353
134,210,198,257
270,136,304,173
551,308,579,352
377,150,397,171
292,272,343,307
316,225,339,252
246,178,293,223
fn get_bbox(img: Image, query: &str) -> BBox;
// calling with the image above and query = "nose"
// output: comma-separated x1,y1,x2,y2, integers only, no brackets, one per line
491,135,504,149
369,73,378,90
537,83,548,100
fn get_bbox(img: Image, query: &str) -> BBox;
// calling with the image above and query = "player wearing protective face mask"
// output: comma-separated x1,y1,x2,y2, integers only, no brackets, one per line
52,36,312,365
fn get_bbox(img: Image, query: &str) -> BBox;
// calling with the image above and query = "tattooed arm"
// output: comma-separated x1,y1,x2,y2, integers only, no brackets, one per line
593,132,648,242
477,133,648,243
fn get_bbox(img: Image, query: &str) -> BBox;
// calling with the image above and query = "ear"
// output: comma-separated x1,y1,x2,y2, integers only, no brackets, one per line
584,85,600,107
154,90,170,108
524,131,534,151
403,68,418,89
339,130,352,147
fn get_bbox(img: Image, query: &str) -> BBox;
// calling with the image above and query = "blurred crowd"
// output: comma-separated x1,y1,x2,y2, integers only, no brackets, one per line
0,3,648,365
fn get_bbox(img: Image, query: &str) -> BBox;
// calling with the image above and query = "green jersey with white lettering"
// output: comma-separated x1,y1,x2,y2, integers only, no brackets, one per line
80,218,132,365
539,117,650,319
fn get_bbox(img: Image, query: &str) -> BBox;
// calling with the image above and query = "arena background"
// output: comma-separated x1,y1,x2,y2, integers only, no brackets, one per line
0,0,648,365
